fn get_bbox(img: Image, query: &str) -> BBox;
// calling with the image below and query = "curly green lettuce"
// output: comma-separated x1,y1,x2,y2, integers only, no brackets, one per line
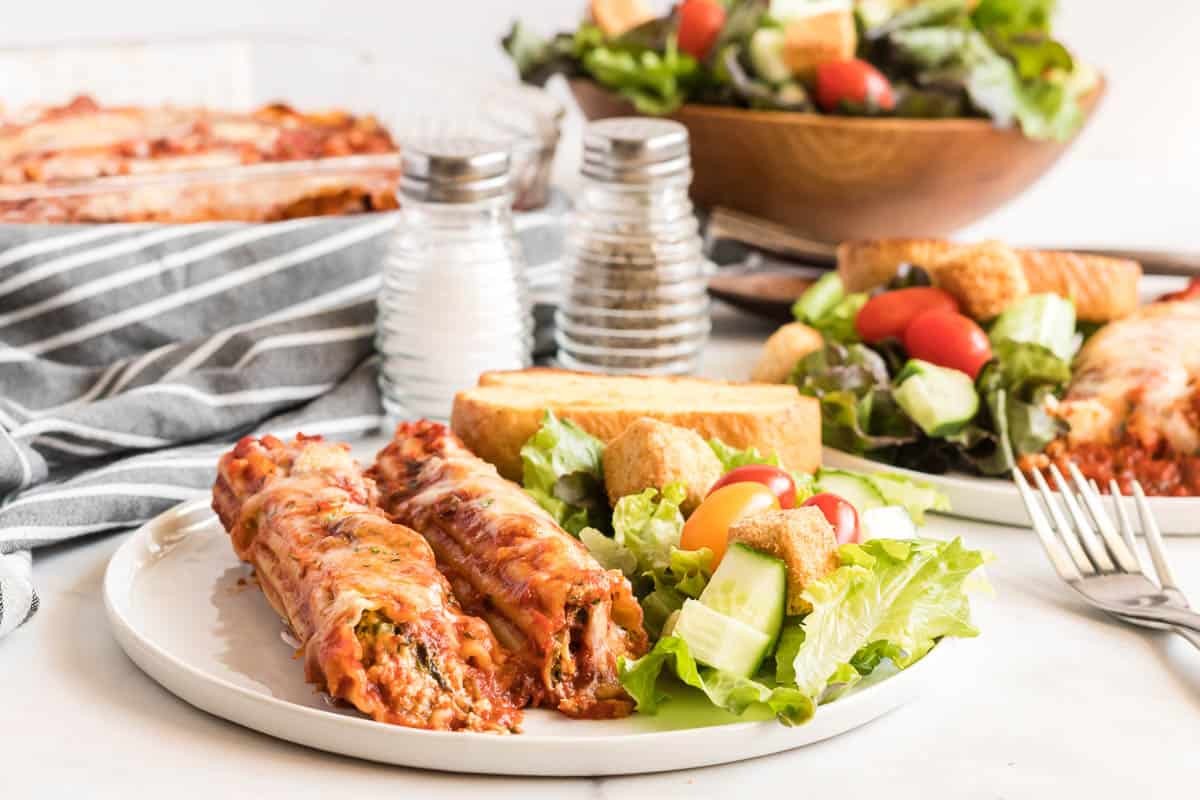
520,411,608,535
779,538,988,700
619,635,815,726
620,536,989,726
580,483,714,636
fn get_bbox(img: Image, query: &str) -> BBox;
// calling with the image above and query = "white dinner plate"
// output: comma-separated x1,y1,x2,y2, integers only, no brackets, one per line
823,448,1200,535
104,499,965,776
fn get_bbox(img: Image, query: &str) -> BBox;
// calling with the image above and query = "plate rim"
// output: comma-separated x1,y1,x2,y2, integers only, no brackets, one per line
821,447,1199,532
103,498,962,772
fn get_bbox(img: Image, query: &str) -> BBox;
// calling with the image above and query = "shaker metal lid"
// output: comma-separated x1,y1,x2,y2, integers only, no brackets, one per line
582,118,691,182
401,138,511,202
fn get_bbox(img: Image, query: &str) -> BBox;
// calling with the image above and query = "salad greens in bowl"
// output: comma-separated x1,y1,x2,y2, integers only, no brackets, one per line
506,0,1097,139
504,0,1103,240
515,409,989,726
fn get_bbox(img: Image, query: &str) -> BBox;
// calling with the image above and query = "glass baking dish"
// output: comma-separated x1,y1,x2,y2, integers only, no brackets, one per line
0,37,564,222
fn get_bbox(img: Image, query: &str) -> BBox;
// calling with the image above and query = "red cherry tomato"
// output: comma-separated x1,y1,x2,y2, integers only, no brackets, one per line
1159,277,1200,303
815,59,896,113
854,287,960,344
803,492,861,545
707,464,798,509
676,0,727,61
681,482,780,566
903,308,993,379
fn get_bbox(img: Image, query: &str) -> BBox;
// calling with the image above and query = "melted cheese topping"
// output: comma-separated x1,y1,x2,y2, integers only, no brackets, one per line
213,434,521,733
1058,300,1200,453
371,420,649,718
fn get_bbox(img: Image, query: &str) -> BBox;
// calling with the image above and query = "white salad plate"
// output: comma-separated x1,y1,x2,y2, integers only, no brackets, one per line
823,448,1200,535
104,499,963,776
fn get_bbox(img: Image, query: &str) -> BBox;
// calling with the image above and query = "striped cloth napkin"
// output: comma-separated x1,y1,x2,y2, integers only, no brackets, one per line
0,215,396,638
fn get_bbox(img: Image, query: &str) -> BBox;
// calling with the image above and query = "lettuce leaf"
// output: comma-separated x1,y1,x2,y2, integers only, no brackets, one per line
950,336,1069,474
581,483,713,636
520,411,608,535
708,438,780,471
971,0,1057,34
578,21,702,116
502,17,701,116
622,537,987,726
791,343,919,454
989,293,1077,361
991,340,1072,394
879,0,1088,142
707,438,817,502
791,273,869,345
612,483,689,575
502,22,582,86
619,636,815,726
864,472,952,524
785,538,988,699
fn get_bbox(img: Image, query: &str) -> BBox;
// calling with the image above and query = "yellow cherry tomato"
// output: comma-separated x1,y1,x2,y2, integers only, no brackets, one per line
680,482,780,566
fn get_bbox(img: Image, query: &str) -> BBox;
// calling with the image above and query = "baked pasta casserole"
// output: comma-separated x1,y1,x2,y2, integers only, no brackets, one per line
0,95,399,223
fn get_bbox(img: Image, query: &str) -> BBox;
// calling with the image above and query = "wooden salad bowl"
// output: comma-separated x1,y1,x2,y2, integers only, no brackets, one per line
571,77,1105,242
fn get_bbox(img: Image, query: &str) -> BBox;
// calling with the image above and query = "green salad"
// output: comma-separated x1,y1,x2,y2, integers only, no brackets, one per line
790,267,1080,476
517,410,988,725
504,0,1096,140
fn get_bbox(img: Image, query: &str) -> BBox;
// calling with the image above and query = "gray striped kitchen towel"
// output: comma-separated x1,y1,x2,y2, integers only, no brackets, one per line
0,215,397,639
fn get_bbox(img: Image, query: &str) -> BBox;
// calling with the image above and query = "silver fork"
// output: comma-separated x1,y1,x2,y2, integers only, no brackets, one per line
1013,462,1200,650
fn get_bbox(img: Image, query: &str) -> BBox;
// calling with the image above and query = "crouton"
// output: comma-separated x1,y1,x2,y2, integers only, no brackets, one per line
590,0,654,36
782,11,857,80
729,508,840,614
929,240,1029,321
602,417,724,514
836,238,959,293
752,322,824,384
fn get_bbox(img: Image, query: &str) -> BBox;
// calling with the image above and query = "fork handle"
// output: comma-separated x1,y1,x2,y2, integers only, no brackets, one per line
1116,605,1200,637
1169,626,1200,651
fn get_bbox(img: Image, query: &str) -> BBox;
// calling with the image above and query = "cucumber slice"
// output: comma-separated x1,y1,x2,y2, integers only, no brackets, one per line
749,28,792,84
698,542,786,648
989,293,1077,361
894,359,979,437
792,271,844,323
862,505,918,540
673,599,772,678
815,469,886,512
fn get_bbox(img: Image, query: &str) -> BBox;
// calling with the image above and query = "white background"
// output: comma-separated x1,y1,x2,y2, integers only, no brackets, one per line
0,0,1195,166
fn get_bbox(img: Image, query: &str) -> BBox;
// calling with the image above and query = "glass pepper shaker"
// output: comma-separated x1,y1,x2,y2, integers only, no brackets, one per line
377,139,532,421
556,118,710,376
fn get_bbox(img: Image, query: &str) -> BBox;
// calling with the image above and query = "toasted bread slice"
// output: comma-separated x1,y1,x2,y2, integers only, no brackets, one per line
838,238,1142,323
453,368,820,480
836,238,959,293
1017,250,1142,322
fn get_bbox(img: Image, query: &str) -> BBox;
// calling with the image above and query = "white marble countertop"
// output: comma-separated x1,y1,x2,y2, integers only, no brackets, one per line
6,158,1200,798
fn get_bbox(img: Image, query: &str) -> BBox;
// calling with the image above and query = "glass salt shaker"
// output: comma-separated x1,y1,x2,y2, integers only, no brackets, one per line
377,140,532,421
557,118,710,376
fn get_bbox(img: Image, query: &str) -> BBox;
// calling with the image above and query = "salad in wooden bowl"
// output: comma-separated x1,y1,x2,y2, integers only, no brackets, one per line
504,0,1103,240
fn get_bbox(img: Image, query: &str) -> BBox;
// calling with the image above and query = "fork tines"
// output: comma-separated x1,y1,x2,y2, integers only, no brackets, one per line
1013,462,1170,584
